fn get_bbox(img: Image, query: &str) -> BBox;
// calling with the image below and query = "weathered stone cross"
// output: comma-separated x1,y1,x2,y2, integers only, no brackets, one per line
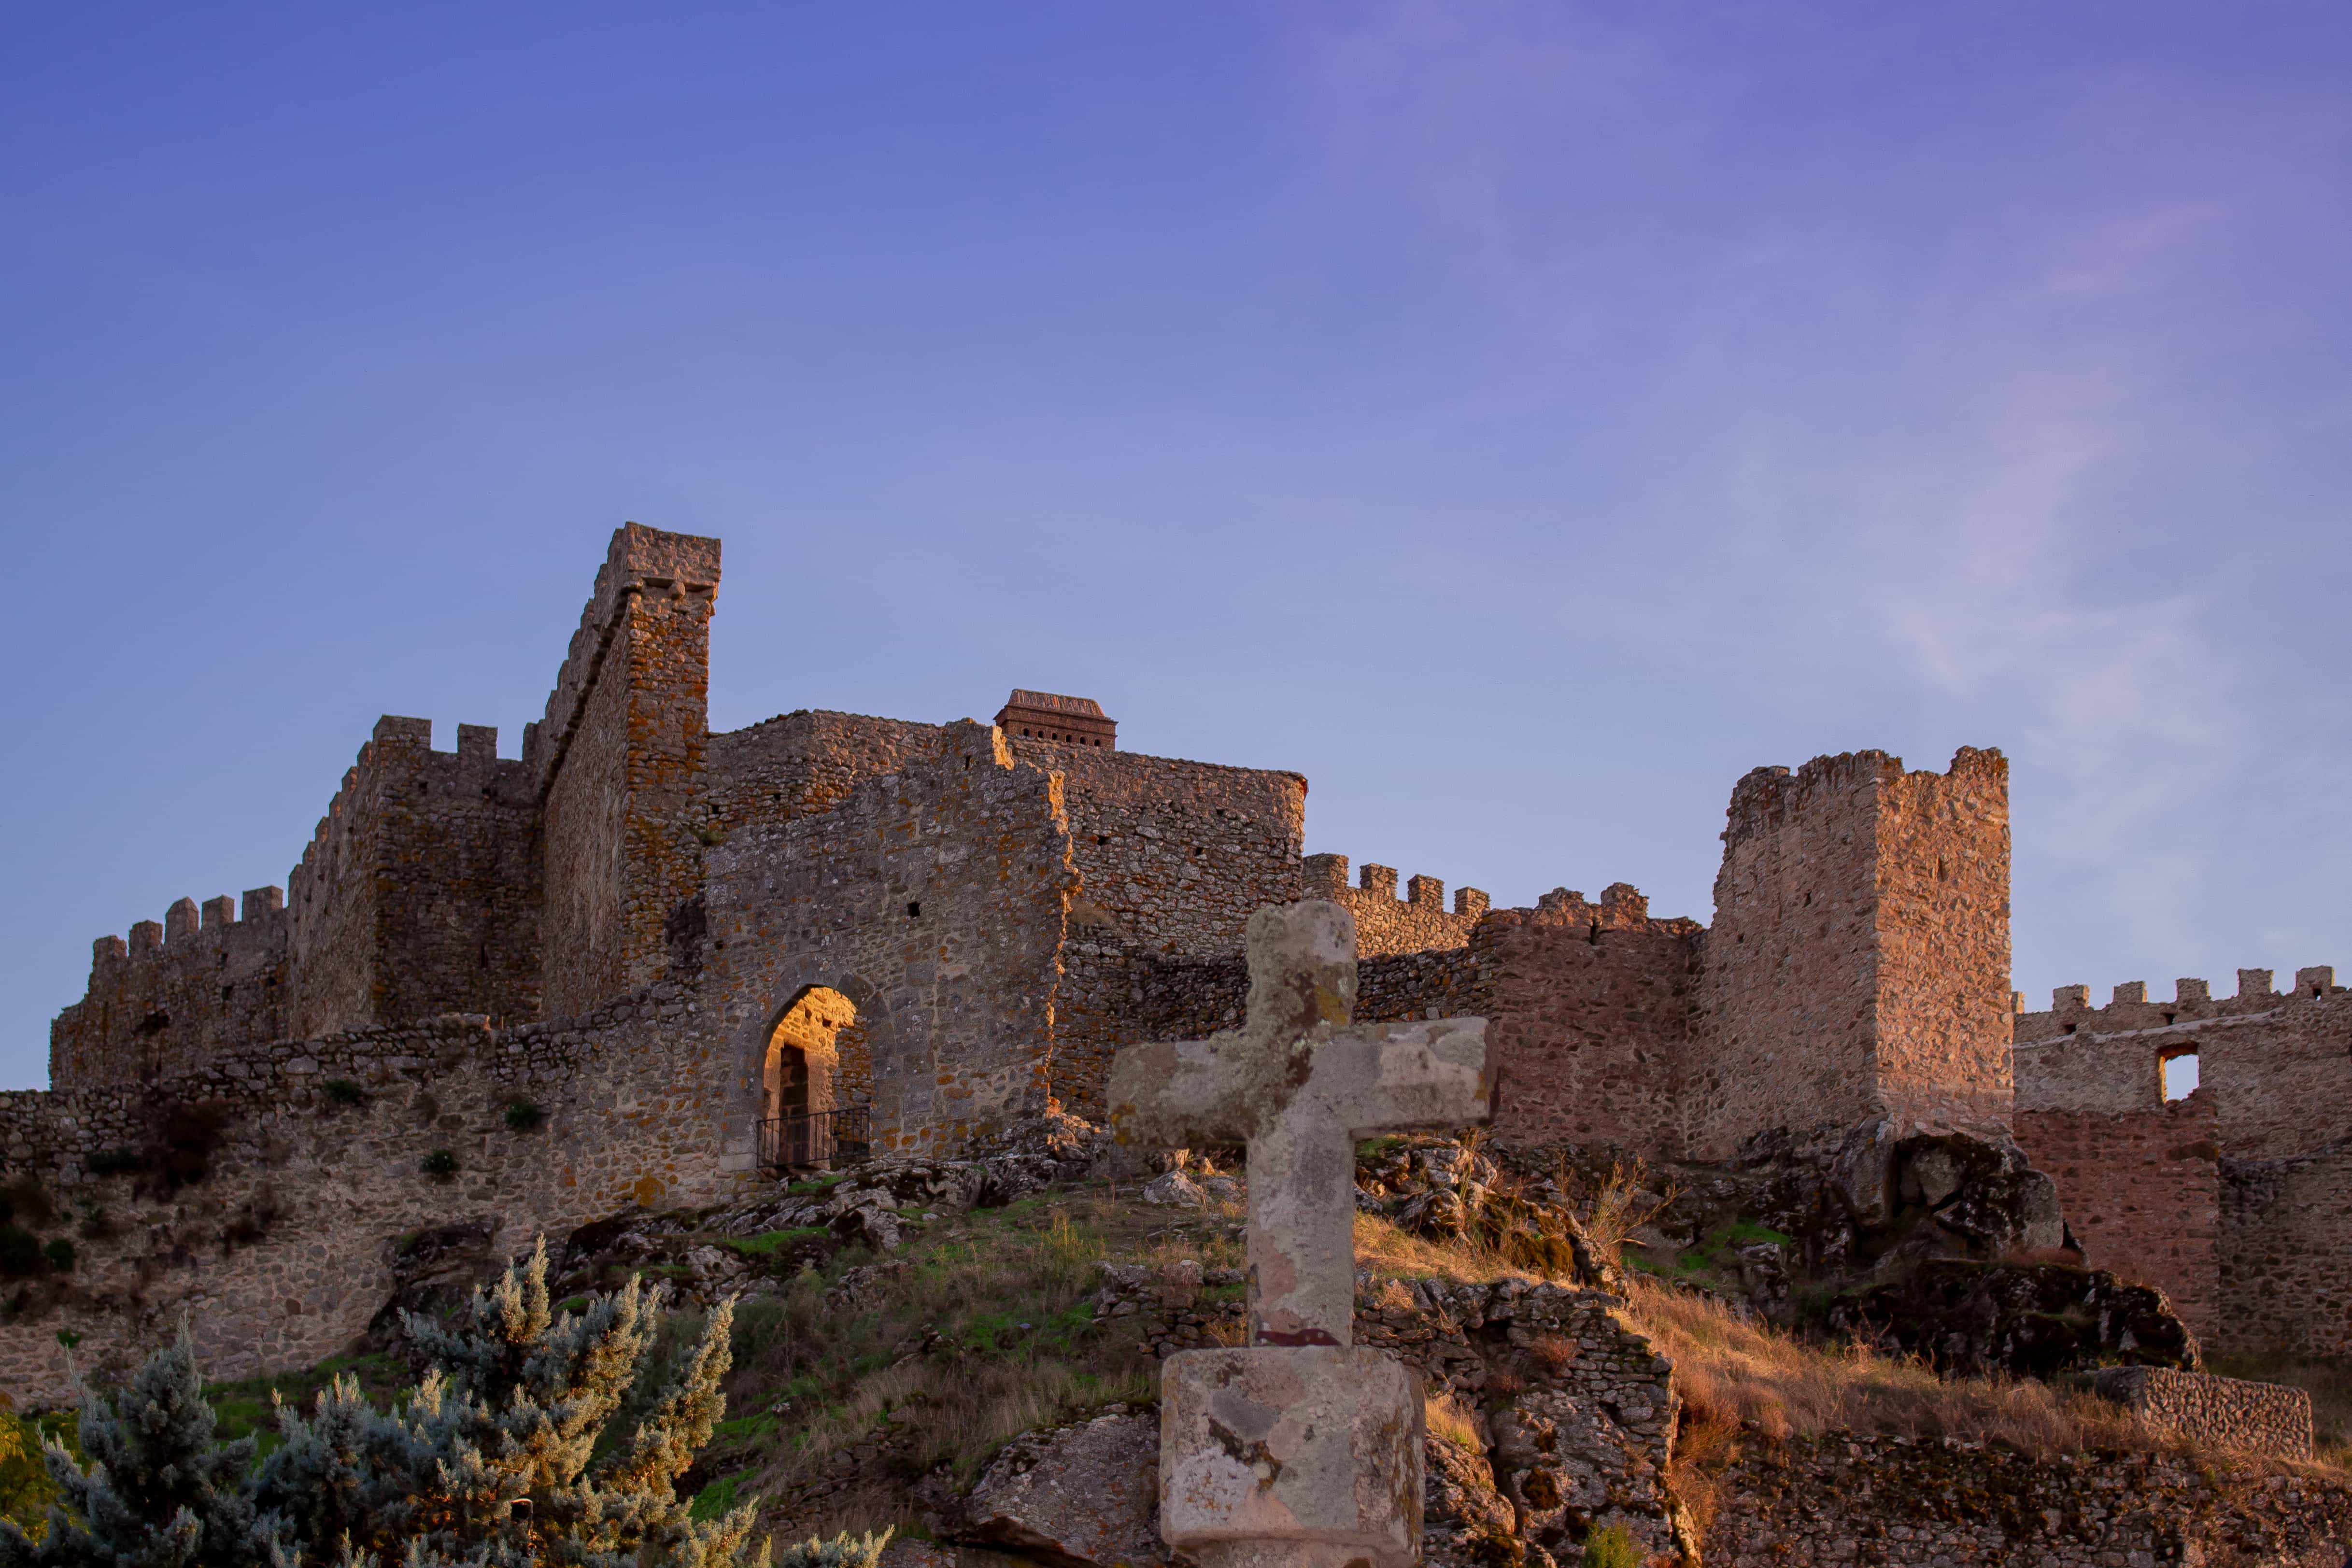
1107,900,1493,1568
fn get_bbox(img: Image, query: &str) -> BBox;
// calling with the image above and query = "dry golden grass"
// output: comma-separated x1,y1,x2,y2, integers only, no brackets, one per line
1628,1276,2158,1457
1426,1391,1486,1454
1352,1209,1530,1286
1570,1157,1672,1260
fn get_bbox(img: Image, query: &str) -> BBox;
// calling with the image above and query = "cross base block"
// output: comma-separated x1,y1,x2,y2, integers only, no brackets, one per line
1159,1346,1424,1568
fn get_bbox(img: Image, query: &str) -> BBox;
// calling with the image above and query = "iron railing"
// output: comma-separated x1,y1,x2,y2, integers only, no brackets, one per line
758,1107,871,1174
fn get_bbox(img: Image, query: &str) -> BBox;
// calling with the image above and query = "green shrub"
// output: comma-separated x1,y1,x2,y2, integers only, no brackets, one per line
1582,1524,1641,1568
503,1100,547,1132
41,1240,72,1274
775,1528,893,1568
420,1149,459,1180
0,1244,765,1564
86,1150,142,1179
322,1078,366,1106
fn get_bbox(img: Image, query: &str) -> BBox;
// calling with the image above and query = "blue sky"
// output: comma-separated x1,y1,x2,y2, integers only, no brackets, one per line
3,3,2348,1088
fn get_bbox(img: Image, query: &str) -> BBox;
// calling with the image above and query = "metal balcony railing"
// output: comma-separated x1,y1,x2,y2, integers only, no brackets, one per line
758,1107,871,1174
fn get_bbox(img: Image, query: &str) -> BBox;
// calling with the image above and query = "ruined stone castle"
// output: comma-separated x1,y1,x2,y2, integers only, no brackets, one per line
3,523,2343,1397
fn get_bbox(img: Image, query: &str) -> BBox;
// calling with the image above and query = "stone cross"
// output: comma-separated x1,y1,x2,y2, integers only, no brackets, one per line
1107,900,1493,1568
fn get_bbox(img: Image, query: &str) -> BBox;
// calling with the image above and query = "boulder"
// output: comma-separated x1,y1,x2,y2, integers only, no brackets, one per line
1829,1258,2198,1377
957,1410,1166,1568
1139,1171,1206,1207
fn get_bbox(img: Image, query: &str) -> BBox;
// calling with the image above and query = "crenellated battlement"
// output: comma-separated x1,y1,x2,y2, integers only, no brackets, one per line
1723,745,2006,847
1301,852,1490,957
2015,965,2345,1045
50,883,293,1089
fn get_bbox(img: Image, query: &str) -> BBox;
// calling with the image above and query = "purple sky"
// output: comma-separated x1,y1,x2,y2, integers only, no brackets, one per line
3,3,2348,1088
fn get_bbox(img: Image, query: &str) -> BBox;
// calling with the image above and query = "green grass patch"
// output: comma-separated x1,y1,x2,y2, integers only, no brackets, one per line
723,1228,830,1257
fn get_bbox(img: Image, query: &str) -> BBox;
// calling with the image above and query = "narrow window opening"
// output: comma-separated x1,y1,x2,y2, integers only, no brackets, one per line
1587,922,1601,946
2063,1022,2078,1035
1096,834,1108,845
2161,1050,2200,1101
906,902,921,918
2163,1011,2177,1025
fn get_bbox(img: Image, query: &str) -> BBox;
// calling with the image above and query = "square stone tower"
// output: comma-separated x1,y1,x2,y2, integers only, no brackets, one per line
1688,746,2012,1158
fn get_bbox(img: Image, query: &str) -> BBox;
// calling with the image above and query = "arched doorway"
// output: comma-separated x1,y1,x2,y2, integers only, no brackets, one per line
761,986,865,1172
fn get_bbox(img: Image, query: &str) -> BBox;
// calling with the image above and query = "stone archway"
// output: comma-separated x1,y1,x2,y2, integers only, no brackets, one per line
764,985,857,1121
751,976,883,1173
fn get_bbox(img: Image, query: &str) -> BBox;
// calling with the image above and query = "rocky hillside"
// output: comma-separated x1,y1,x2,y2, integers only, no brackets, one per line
11,1113,2351,1567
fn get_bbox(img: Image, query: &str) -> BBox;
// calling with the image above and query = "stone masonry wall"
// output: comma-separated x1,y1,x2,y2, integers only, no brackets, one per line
281,716,540,1040
534,524,721,1020
696,723,1076,1157
1870,746,2012,1135
1477,888,1706,1158
1705,1431,2352,1567
1010,737,1304,963
2222,1141,2352,1356
0,992,751,1406
2013,1097,2221,1341
704,709,948,833
50,890,290,1088
2017,970,2352,1353
1302,853,1489,958
1689,749,2010,1161
2087,1365,2313,1457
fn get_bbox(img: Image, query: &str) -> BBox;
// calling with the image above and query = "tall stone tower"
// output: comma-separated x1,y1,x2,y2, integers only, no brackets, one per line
1687,747,2012,1159
526,523,722,1019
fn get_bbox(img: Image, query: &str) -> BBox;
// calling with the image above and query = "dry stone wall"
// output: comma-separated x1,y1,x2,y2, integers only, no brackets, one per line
2087,1365,2313,1456
2222,1141,2352,1356
1704,1431,2352,1566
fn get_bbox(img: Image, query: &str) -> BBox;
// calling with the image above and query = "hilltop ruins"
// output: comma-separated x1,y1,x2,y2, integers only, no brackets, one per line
4,521,2345,1400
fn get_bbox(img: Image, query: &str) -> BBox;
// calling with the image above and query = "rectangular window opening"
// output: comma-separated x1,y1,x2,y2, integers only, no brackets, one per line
2161,1051,2199,1101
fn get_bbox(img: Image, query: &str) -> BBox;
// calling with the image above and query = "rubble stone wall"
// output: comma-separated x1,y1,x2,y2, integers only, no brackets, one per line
535,525,721,1019
697,723,1075,1156
2222,1140,2352,1356
1011,737,1304,963
1690,749,2009,1160
0,996,750,1406
2015,972,2352,1160
705,709,948,832
1302,853,1488,957
1704,1431,2352,1566
50,890,292,1089
1474,891,1705,1158
2013,1095,2221,1340
2088,1365,2313,1456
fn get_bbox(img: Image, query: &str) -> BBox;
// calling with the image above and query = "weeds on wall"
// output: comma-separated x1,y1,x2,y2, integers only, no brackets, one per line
504,1099,548,1131
322,1078,367,1106
420,1149,459,1181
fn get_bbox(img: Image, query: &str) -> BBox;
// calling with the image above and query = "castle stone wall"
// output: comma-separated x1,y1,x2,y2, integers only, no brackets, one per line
49,890,291,1089
1705,1433,2352,1566
1477,888,1706,1157
535,525,720,1019
705,709,948,832
2087,1365,2312,1456
1690,748,2009,1160
2017,971,2352,1353
2013,1096,2221,1339
1008,736,1304,963
1301,853,1488,957
2222,1141,2352,1356
0,994,749,1405
697,723,1074,1156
